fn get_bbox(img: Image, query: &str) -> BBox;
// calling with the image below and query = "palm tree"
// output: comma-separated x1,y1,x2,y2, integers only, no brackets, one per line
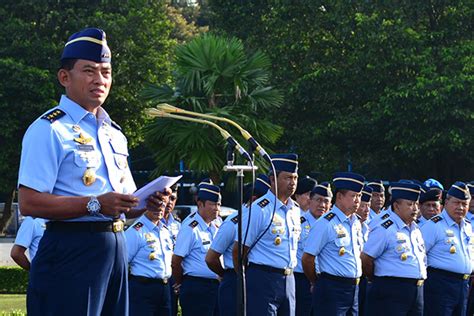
142,33,283,182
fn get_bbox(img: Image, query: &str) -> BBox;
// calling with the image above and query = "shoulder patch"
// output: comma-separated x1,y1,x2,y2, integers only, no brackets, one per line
173,215,181,223
189,220,199,228
258,199,270,208
300,216,307,224
111,120,122,131
231,216,239,224
324,212,335,221
133,222,143,231
431,215,442,223
41,109,65,123
381,219,394,229
381,213,390,220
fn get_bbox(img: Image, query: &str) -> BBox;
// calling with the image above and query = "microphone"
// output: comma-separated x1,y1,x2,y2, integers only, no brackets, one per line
156,104,272,163
146,108,252,162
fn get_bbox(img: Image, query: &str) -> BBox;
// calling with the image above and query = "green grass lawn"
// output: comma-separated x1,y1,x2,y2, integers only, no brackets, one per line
0,294,26,316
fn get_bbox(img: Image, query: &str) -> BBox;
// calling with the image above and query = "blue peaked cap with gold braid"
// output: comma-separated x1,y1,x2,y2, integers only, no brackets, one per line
61,28,111,63
361,185,373,202
198,183,221,202
447,181,471,201
270,153,298,173
390,182,421,202
333,172,365,193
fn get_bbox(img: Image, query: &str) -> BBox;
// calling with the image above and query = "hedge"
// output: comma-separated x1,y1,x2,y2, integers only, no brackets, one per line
0,267,28,294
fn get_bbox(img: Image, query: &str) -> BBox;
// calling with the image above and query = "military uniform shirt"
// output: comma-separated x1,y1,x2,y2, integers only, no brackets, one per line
14,216,46,260
368,208,379,222
174,212,219,279
417,216,428,227
466,212,474,231
361,221,369,243
125,214,173,279
420,210,474,274
240,191,301,269
295,211,319,273
210,213,237,269
161,215,181,246
304,206,363,278
18,96,136,222
363,212,427,279
368,207,393,230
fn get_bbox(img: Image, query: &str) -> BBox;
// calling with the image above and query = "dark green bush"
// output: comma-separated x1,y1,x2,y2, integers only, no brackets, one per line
0,267,28,294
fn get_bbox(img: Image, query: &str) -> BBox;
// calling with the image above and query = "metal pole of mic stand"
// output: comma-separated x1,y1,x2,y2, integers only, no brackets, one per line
223,161,257,316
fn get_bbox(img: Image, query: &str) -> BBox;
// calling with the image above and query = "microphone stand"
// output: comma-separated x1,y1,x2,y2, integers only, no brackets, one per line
223,143,257,316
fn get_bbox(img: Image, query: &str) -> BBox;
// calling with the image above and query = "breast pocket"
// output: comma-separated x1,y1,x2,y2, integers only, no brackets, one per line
73,151,99,168
110,139,129,170
335,236,350,247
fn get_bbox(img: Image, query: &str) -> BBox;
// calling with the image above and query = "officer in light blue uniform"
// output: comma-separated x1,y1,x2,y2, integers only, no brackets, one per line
172,183,221,316
294,176,317,213
303,172,365,316
237,153,301,316
10,217,46,270
182,178,222,227
362,182,426,316
18,28,144,316
367,180,385,222
295,182,332,316
420,181,474,316
417,188,442,226
126,208,174,316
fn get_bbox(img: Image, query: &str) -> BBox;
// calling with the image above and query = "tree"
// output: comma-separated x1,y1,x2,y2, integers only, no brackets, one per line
143,33,283,182
208,1,474,184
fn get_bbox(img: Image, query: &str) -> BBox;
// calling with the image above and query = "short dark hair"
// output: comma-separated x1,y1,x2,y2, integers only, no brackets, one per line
59,58,78,71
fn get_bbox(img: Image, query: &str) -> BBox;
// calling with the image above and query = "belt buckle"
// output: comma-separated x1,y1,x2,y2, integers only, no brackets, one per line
416,280,424,287
113,221,124,233
284,268,292,276
163,278,168,284
464,274,470,280
355,278,360,285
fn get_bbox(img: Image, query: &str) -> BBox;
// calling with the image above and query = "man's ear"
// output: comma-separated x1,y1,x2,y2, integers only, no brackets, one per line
57,69,70,88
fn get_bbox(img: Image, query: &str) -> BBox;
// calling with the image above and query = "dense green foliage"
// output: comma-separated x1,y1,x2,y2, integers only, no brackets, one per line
208,1,474,183
0,267,28,294
143,33,283,180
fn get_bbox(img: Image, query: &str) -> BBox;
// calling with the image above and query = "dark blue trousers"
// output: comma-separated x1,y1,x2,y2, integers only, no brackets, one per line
424,269,469,316
312,274,359,316
295,272,312,316
367,277,423,316
218,270,237,316
246,265,296,316
358,277,369,316
27,229,128,316
180,276,219,316
129,277,171,316
169,276,179,316
467,277,474,316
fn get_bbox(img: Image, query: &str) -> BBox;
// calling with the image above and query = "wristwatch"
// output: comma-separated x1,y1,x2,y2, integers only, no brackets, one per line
87,196,101,216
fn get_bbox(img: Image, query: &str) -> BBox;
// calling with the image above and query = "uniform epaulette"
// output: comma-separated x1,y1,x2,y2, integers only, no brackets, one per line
355,214,361,220
294,200,300,208
173,215,181,223
431,215,442,223
111,120,122,130
41,109,65,123
133,222,143,231
300,216,307,224
415,219,420,224
189,220,199,228
381,219,393,229
324,213,335,221
381,213,390,220
258,199,270,208
466,219,471,224
231,216,239,224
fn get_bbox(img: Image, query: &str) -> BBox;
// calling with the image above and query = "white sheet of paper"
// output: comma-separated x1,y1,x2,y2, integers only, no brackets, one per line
133,175,183,209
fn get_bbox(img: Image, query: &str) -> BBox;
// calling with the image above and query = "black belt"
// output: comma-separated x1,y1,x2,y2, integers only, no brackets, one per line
248,263,293,276
129,274,169,285
427,267,470,280
320,272,360,285
46,220,124,233
183,275,219,284
375,276,424,286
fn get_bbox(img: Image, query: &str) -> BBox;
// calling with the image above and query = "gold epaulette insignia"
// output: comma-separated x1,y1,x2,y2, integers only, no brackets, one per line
41,109,66,123
133,222,143,231
300,216,307,224
381,213,390,220
189,220,199,228
258,199,270,208
231,216,239,224
381,219,393,229
431,216,442,223
324,213,335,221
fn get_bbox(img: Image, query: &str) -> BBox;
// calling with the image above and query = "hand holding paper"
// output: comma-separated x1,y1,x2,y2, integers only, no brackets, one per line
133,175,183,210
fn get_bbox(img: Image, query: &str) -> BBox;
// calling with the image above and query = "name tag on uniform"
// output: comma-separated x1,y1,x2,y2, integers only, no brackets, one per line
202,240,210,245
77,144,94,152
445,229,454,237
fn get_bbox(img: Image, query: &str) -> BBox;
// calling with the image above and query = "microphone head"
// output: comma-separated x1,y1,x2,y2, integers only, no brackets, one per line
157,103,181,113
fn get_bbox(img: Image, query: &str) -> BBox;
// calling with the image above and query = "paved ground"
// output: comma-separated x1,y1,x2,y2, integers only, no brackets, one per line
0,238,16,266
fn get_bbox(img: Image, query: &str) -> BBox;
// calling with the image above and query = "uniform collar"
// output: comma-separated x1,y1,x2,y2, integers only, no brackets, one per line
141,214,163,231
58,94,111,125
304,210,319,226
442,209,464,228
264,190,296,211
332,205,356,223
391,211,412,230
194,211,211,230
161,213,177,226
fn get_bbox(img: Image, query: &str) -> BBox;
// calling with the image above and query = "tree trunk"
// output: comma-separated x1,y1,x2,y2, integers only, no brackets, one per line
0,188,16,235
